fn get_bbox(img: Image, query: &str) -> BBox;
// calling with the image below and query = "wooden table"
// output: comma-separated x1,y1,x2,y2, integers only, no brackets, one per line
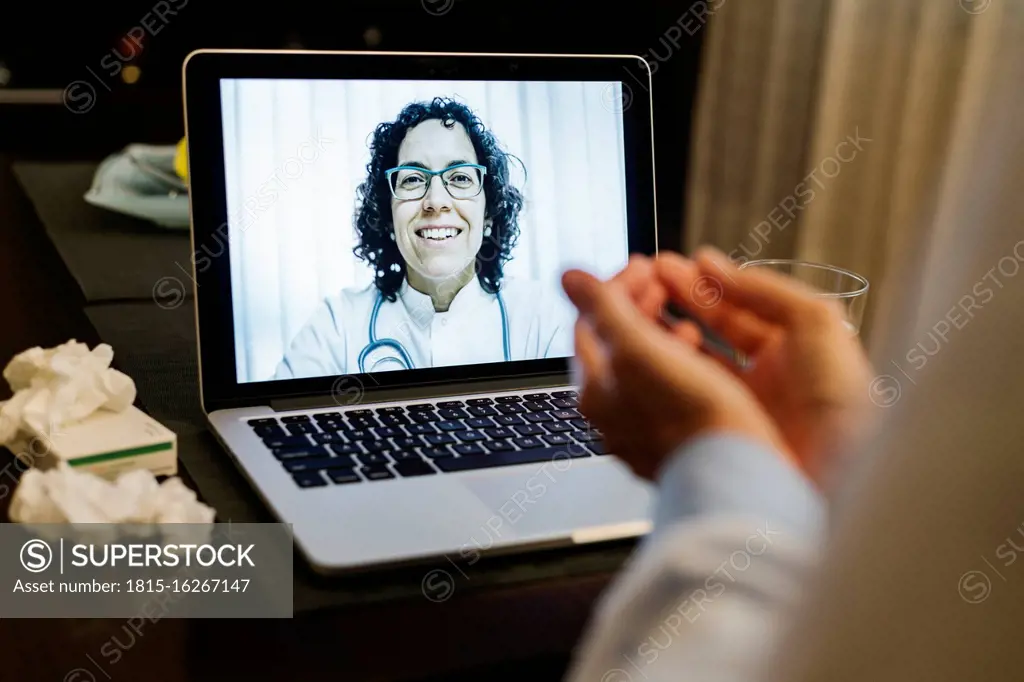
0,155,616,681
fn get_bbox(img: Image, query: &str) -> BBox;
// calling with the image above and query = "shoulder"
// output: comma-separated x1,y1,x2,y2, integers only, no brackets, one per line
498,276,557,302
499,277,575,318
306,282,378,331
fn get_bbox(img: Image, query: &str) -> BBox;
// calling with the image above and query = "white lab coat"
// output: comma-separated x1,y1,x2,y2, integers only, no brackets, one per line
272,276,576,379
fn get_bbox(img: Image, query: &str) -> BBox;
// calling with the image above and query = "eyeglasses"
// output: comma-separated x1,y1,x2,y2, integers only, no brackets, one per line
384,163,487,201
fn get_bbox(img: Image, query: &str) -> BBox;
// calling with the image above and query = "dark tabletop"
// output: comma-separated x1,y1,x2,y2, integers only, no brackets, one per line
0,155,624,682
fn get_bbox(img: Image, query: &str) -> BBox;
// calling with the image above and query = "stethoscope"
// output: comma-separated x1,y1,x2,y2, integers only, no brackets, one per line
358,290,511,372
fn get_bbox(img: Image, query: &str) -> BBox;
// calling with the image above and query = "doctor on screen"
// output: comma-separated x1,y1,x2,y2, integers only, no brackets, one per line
272,97,576,379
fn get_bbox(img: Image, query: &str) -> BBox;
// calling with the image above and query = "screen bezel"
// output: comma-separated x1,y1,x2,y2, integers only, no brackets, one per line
182,50,657,412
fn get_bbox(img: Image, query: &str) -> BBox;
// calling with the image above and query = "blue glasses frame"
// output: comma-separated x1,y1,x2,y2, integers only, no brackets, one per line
384,163,488,200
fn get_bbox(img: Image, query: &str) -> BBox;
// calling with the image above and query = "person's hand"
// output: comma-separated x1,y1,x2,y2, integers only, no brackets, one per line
561,267,797,481
653,247,875,488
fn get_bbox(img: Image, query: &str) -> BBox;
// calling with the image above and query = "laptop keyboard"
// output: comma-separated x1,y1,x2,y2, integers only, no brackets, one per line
246,391,608,489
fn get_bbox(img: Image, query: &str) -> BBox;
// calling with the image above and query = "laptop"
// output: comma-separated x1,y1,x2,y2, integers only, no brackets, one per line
182,50,658,574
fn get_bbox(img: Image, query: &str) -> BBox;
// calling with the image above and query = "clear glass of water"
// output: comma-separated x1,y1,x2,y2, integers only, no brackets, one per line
737,259,869,333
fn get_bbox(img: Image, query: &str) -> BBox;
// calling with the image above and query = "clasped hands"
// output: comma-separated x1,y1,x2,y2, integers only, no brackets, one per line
561,247,874,489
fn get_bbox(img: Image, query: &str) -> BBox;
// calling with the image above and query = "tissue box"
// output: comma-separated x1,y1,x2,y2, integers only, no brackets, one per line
18,406,177,479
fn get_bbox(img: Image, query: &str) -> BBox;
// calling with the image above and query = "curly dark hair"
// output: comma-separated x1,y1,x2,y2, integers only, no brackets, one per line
353,97,525,301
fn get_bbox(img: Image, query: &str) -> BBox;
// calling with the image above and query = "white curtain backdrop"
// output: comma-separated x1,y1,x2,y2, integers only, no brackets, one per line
220,79,629,383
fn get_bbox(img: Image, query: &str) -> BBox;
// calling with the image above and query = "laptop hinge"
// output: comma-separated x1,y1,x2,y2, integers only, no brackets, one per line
268,373,573,412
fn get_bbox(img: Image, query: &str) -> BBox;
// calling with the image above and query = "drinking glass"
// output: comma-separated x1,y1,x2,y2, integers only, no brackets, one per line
737,259,869,333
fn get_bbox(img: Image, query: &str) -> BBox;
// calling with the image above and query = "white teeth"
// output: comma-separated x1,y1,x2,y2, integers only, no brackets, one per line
419,227,460,240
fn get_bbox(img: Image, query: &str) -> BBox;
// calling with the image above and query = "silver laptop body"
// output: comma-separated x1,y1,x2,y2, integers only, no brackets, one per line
183,49,657,574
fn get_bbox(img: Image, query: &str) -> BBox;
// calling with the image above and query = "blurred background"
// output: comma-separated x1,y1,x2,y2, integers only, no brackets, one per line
1,0,1006,351
0,0,703,254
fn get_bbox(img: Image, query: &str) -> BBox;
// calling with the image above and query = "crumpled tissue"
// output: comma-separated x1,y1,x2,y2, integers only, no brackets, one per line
0,340,214,530
0,340,136,445
10,463,215,525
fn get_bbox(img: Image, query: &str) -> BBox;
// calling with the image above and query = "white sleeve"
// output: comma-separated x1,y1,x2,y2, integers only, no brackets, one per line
565,433,825,682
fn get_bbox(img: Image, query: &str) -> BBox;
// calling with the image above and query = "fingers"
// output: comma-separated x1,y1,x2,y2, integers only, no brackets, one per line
611,255,667,320
562,269,659,352
572,317,620,436
693,247,835,329
654,252,774,354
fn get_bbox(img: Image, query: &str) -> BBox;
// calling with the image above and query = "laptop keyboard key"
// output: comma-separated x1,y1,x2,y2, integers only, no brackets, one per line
438,408,469,420
483,427,515,439
522,393,551,401
287,423,319,435
437,400,464,408
406,423,437,435
496,404,526,414
329,443,362,456
391,450,424,462
468,405,499,417
327,469,362,484
420,446,454,459
543,434,572,446
392,436,424,450
495,395,523,403
357,452,390,467
453,443,486,456
273,445,329,460
483,440,514,452
494,415,525,426
543,421,572,433
523,401,551,412
513,424,544,436
361,465,394,481
284,456,356,472
363,440,391,453
512,436,544,449
436,421,465,432
466,398,494,405
551,398,579,409
293,471,327,487
253,424,285,438
523,412,552,423
394,460,437,477
455,429,487,442
348,417,380,430
435,447,570,472
281,415,312,423
425,433,456,445
263,435,311,449
552,390,578,398
587,442,608,455
466,417,495,428
311,432,344,445
249,418,279,426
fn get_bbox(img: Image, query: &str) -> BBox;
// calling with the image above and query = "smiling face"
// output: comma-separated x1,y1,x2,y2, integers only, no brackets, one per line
390,119,488,288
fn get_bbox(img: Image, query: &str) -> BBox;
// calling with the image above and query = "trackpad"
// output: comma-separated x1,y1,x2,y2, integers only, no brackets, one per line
458,458,652,541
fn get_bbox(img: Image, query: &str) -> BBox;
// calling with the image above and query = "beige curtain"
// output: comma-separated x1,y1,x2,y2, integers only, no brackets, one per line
684,0,995,349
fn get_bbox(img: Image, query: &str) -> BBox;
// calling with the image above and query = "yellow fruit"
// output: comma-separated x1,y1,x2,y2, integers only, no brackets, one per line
174,138,188,182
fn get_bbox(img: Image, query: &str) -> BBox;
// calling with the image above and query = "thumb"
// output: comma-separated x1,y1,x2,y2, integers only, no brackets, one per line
562,269,653,350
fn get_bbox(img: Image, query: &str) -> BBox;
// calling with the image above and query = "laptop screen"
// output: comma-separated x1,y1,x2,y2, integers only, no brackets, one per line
220,78,631,384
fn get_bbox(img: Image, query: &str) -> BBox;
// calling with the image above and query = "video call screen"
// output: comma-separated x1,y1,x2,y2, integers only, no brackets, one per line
219,78,631,384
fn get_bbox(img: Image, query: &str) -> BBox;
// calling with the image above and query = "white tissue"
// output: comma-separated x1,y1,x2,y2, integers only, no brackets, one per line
0,340,136,445
9,463,216,525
